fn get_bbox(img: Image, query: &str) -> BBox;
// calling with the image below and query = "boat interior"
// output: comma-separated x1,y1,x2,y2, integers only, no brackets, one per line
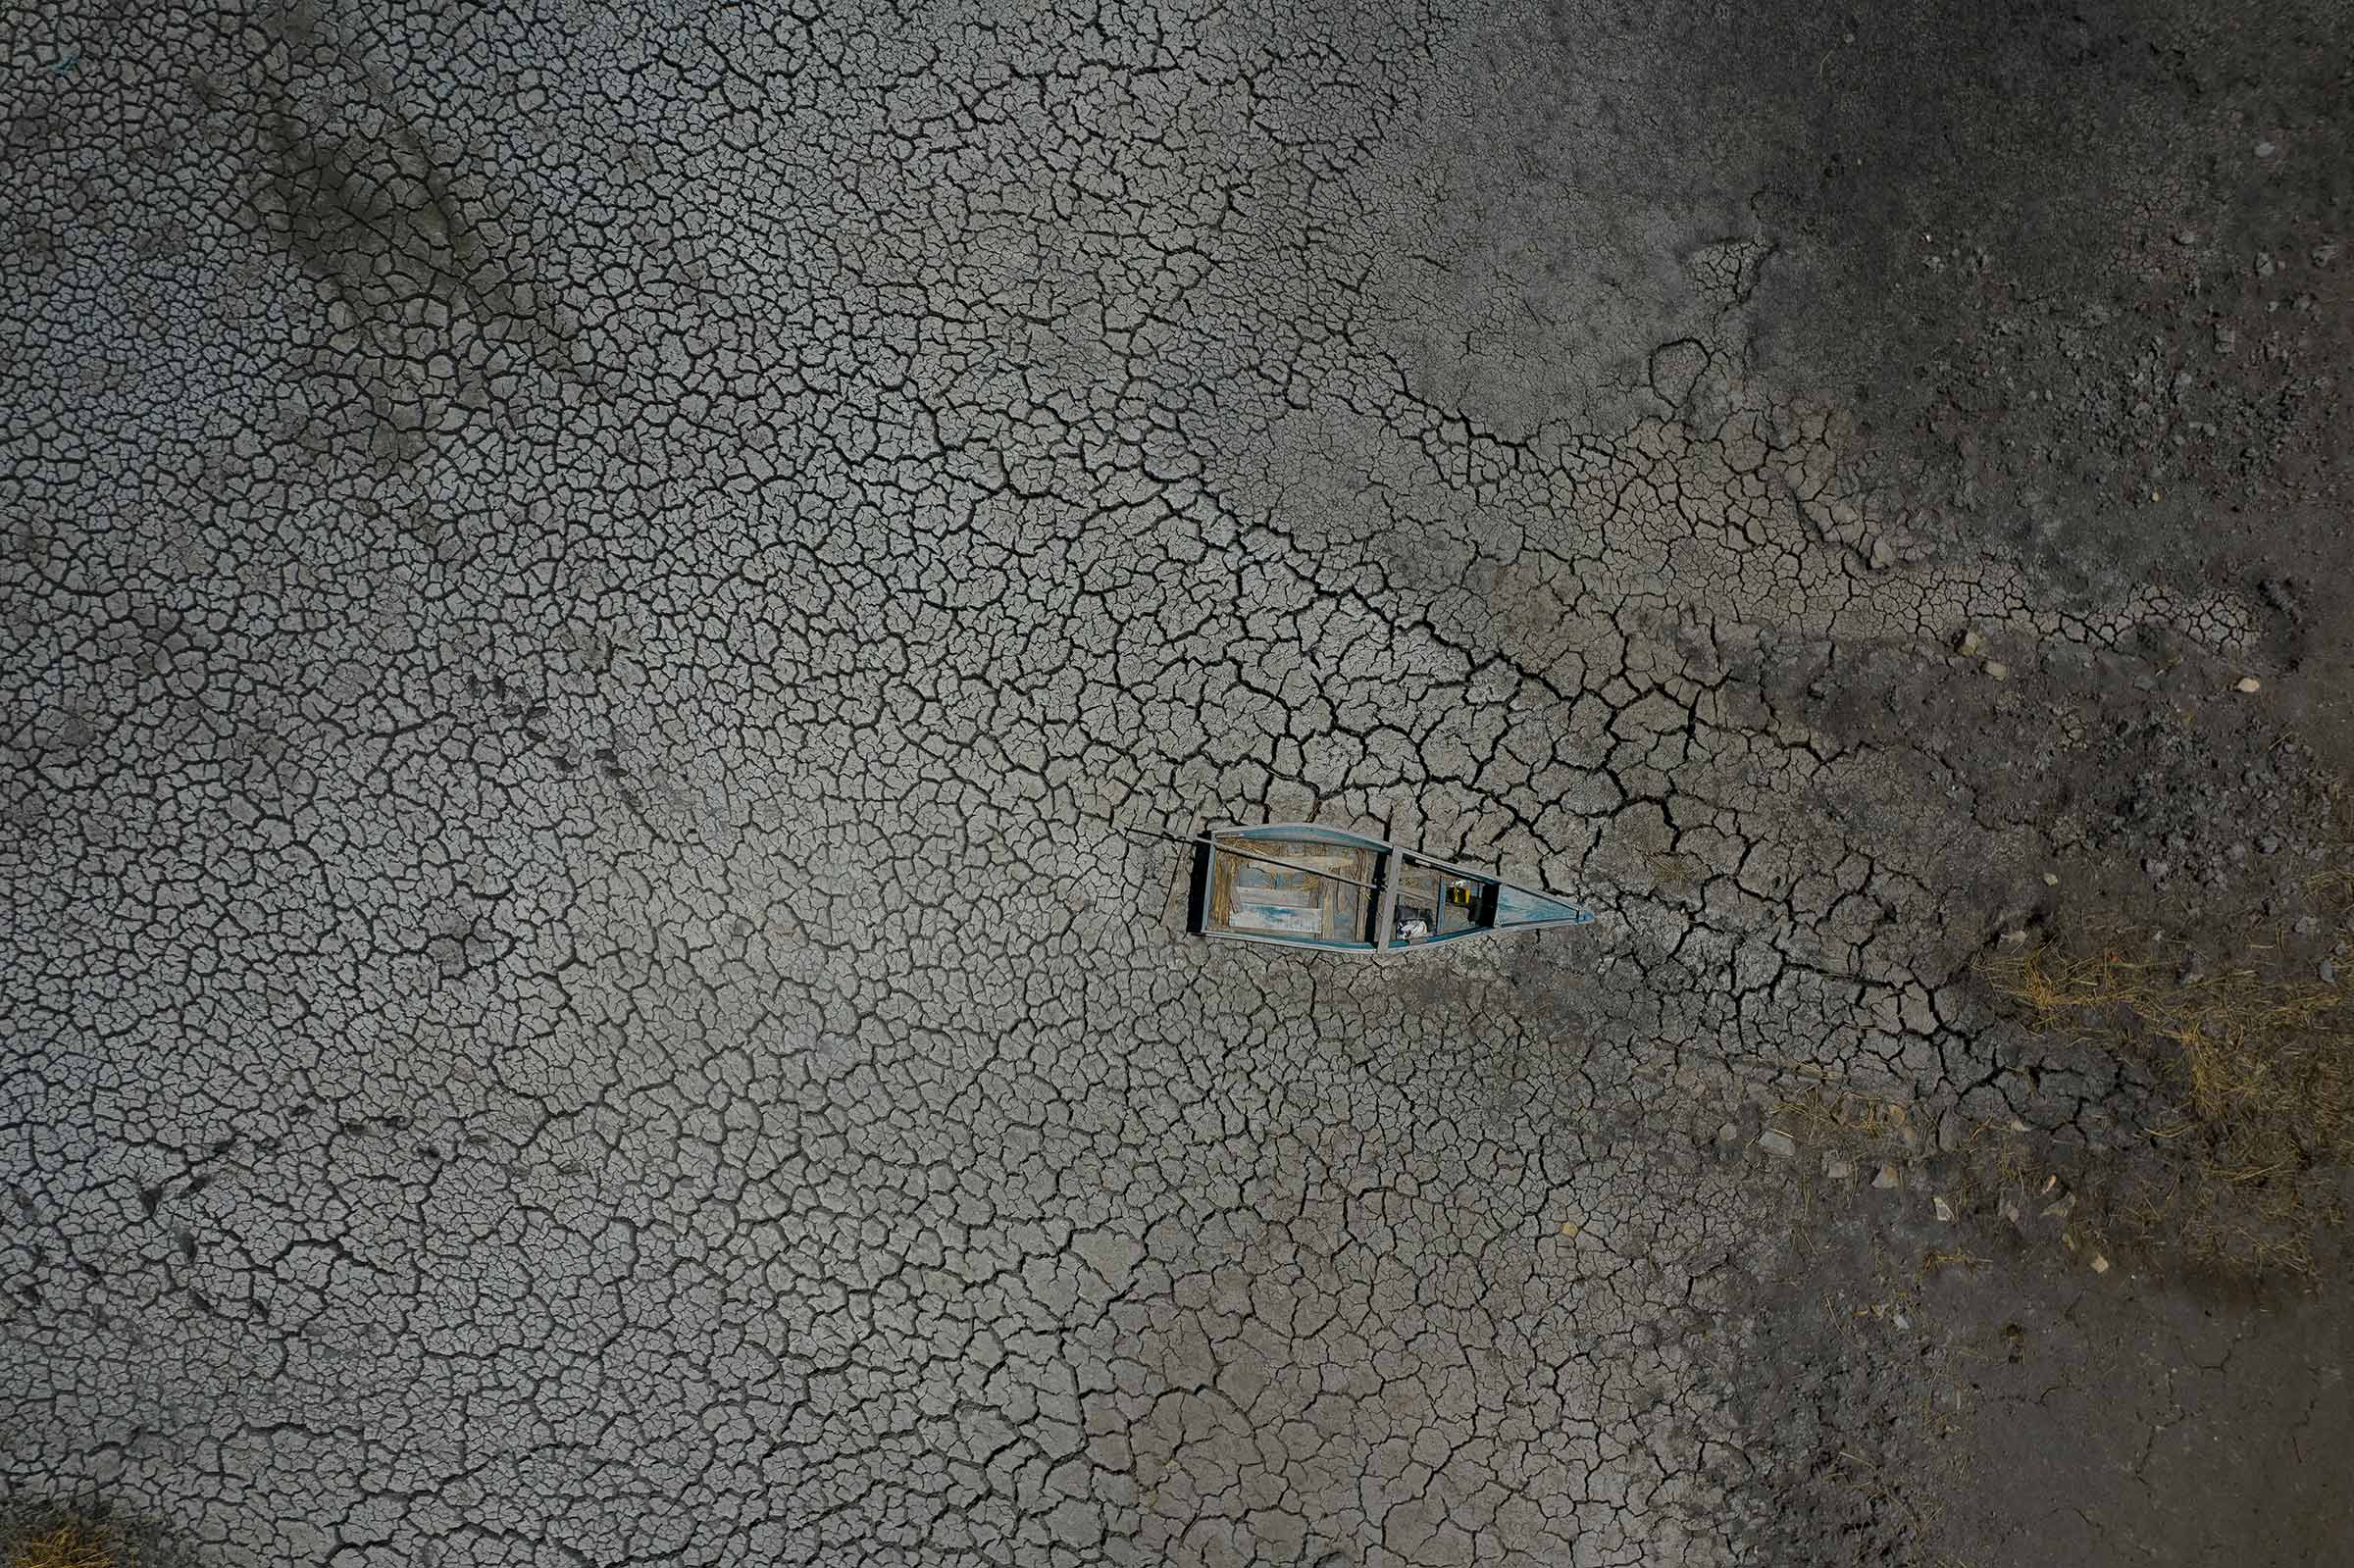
1203,834,1379,946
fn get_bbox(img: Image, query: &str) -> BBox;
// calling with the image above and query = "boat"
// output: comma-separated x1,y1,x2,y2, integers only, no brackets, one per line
1179,822,1596,952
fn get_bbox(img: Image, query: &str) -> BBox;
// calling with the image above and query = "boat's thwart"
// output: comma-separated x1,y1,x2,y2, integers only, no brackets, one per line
1183,823,1596,952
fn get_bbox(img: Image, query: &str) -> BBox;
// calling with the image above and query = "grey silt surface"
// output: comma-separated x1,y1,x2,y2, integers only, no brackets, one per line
6,0,2351,1563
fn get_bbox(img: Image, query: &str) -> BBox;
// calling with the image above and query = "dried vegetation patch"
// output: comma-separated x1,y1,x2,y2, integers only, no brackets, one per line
6,1520,116,1568
1982,881,2354,1281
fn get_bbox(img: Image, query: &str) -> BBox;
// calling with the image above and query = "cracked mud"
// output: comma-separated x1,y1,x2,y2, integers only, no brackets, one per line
6,1,2351,1564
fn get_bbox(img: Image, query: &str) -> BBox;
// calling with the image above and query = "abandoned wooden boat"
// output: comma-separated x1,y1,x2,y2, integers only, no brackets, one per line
1182,823,1596,952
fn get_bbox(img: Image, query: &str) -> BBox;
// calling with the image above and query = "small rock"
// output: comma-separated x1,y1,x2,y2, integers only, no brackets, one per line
2000,1197,2022,1225
1933,1196,1956,1222
2091,1253,2112,1275
2236,677,2262,693
1757,1130,1797,1159
1958,629,1982,656
1999,929,2029,950
2256,140,2277,157
2294,916,2320,936
1715,1121,1739,1144
1872,1164,1901,1189
2042,873,2060,886
2042,1190,2076,1220
2255,251,2277,278
2009,1117,2029,1132
2145,857,2171,881
1892,1312,1911,1331
2174,228,2198,246
1824,1157,1854,1181
2324,960,2338,986
1984,660,2010,681
1560,1220,1580,1239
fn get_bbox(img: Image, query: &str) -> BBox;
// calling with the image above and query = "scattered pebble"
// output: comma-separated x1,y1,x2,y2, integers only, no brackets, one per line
2256,140,2277,157
2042,873,2060,886
1958,629,1982,656
1984,660,2010,681
2325,960,2338,986
1933,1196,1956,1222
1892,1312,1911,1331
1757,1129,1797,1158
1823,1157,1854,1181
1560,1220,1580,1239
2236,677,2262,693
2009,1118,2029,1132
1872,1164,1901,1189
2091,1253,2112,1275
1999,929,2029,950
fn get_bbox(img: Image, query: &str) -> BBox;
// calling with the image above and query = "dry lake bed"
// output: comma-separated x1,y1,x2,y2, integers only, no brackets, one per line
6,1,2353,1563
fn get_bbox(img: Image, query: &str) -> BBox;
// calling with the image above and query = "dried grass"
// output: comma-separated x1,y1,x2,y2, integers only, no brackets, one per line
1918,1248,1991,1277
1778,1089,1917,1145
8,1523,116,1568
1981,919,2353,1280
